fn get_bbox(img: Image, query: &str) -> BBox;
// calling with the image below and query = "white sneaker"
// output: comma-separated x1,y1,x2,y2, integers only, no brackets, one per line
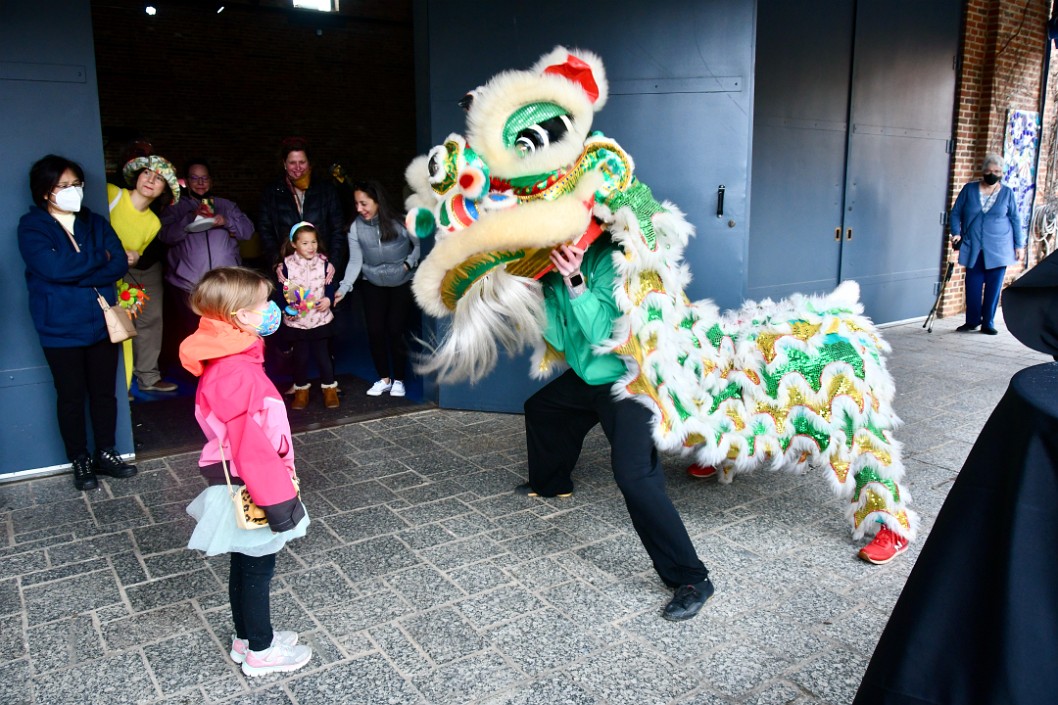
367,379,392,396
241,639,312,677
229,630,299,664
390,380,406,397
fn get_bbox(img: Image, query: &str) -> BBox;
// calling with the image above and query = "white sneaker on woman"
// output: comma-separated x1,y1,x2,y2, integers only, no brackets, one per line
390,380,406,397
367,379,392,396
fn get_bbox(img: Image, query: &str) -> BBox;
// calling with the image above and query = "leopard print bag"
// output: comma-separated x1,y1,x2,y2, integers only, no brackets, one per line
218,444,299,531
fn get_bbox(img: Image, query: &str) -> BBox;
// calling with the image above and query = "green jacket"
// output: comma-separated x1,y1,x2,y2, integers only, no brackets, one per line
541,238,626,385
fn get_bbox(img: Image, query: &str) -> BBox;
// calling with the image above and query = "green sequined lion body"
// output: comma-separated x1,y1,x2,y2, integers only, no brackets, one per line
407,47,916,543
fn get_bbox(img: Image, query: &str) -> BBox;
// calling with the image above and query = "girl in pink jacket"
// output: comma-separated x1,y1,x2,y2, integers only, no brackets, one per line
179,266,312,677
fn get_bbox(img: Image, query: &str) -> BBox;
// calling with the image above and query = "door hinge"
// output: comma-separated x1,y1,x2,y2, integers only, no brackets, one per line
940,212,950,226
946,139,955,154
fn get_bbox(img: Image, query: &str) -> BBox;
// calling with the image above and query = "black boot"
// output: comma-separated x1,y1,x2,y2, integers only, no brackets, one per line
72,454,98,491
93,448,138,479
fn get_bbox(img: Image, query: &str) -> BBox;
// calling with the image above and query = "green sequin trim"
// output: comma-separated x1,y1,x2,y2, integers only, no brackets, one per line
502,103,568,149
708,382,742,414
852,467,900,502
791,414,831,451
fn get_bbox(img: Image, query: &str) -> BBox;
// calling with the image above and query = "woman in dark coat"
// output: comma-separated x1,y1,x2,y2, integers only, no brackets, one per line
257,138,347,273
949,153,1025,335
17,155,137,490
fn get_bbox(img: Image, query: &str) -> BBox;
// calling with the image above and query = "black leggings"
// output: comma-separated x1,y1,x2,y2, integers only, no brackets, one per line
359,280,414,380
291,337,335,386
229,552,276,651
42,340,119,461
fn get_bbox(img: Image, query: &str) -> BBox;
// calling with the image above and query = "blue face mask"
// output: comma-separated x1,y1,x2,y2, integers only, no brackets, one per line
247,301,282,336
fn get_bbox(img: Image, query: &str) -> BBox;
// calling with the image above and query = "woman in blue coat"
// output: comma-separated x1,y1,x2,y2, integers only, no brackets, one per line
949,153,1025,335
18,155,137,491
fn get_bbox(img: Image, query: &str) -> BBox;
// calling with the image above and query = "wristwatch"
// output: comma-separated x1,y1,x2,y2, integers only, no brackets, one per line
567,272,584,288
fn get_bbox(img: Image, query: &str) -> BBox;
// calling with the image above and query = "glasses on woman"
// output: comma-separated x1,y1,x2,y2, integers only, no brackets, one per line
188,175,211,183
54,181,84,190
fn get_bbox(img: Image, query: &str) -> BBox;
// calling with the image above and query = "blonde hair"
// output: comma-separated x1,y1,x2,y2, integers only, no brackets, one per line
191,267,273,325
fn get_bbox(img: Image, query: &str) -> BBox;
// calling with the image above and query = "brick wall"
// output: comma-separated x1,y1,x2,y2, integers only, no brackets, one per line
90,0,415,237
939,0,1053,317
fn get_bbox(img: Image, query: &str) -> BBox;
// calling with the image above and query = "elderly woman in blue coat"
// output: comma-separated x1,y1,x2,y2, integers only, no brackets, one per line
950,153,1025,335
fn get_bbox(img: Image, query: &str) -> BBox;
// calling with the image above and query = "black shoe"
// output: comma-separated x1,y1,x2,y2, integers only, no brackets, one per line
662,580,714,622
955,323,979,332
980,326,998,335
94,448,138,479
514,482,573,498
72,454,98,491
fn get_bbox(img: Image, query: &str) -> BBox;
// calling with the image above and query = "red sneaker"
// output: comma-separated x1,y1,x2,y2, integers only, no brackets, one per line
686,464,718,479
858,525,909,564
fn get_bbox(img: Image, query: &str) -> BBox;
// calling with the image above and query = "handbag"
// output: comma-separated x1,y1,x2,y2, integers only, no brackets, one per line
96,292,137,343
218,443,299,531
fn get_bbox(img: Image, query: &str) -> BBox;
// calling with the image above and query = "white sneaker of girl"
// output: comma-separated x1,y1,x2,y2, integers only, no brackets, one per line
229,630,299,664
390,380,406,397
367,379,392,396
241,638,312,677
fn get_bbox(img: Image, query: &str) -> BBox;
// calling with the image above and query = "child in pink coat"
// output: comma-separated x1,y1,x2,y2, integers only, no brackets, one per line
179,266,312,677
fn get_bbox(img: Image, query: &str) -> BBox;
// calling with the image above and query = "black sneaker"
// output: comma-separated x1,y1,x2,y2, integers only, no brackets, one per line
980,326,998,335
72,454,98,491
662,579,714,621
514,482,573,499
94,448,138,479
955,323,979,332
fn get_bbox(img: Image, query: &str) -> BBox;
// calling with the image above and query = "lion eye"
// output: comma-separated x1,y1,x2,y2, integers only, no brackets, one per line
426,145,447,183
513,115,572,157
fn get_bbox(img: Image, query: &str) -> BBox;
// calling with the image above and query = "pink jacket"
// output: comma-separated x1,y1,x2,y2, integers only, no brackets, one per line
179,317,304,531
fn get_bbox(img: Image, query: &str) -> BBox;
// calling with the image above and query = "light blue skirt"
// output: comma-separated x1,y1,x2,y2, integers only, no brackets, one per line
186,485,309,557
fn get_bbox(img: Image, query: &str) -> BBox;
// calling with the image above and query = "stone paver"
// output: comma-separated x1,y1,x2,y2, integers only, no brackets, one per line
0,315,1047,704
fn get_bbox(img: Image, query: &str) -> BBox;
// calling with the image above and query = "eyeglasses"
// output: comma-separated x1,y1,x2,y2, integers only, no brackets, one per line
54,181,84,190
188,175,211,183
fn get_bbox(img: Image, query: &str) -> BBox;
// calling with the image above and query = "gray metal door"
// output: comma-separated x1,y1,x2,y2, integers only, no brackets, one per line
749,0,854,301
840,0,961,322
2,0,135,475
749,0,960,322
421,0,756,412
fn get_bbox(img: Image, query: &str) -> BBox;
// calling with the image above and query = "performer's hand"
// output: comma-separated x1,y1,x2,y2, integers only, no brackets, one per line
550,244,584,278
212,214,228,229
317,297,331,312
1016,247,1026,264
334,292,345,304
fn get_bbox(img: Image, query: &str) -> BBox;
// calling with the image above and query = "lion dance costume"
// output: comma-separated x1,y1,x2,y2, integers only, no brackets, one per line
406,47,916,560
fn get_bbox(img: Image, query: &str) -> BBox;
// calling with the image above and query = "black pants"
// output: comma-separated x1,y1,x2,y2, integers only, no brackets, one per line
359,280,414,380
42,340,119,461
291,337,335,386
525,369,709,588
230,552,276,651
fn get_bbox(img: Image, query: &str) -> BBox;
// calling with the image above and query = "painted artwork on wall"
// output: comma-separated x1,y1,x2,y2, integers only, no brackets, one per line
1004,109,1040,241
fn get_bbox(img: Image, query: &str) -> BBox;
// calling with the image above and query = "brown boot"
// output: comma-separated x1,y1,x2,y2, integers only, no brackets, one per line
322,384,339,409
292,386,310,410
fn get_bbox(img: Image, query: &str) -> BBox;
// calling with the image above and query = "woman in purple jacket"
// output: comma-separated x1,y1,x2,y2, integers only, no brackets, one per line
950,153,1026,335
159,158,254,347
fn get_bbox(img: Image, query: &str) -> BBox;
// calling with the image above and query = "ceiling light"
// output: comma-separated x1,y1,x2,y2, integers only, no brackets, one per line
144,4,157,15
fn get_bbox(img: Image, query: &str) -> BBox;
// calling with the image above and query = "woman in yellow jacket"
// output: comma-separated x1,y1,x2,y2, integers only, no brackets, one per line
107,155,181,392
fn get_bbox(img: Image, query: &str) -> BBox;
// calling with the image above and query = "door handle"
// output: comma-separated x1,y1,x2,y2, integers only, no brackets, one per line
716,185,725,218
835,227,841,241
846,228,853,240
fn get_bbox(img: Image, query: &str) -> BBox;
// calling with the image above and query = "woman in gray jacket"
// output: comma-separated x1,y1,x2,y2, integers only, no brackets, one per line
335,180,420,397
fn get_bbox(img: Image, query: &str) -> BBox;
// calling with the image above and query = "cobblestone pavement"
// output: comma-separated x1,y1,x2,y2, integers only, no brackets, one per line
0,315,1049,705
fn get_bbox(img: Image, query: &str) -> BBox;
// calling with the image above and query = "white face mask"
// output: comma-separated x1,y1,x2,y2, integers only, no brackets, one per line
51,185,83,213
